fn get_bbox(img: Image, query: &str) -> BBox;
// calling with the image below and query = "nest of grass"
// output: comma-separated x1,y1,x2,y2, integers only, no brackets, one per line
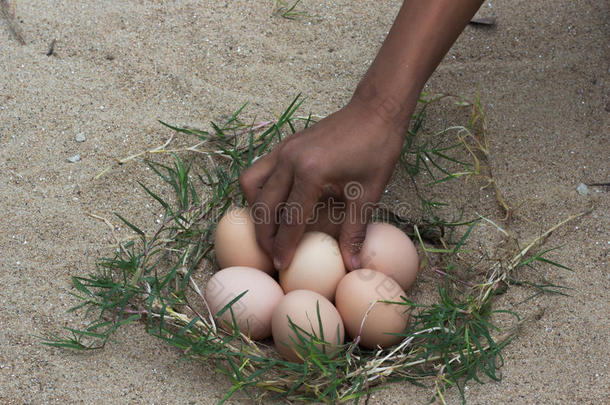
43,95,588,404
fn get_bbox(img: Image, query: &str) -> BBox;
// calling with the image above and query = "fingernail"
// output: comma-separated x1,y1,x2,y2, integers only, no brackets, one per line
274,257,283,270
351,256,361,271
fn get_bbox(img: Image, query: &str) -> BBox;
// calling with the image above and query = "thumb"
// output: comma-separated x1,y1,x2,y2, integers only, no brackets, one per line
238,149,277,205
338,201,369,271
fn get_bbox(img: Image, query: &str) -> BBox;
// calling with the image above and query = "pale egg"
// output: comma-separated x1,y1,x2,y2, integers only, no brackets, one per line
279,231,346,301
214,207,274,275
359,222,419,290
271,290,344,362
205,266,284,340
335,269,409,349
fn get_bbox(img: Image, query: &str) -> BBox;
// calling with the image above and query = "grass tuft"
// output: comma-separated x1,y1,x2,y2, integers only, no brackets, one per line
273,0,313,20
43,94,587,404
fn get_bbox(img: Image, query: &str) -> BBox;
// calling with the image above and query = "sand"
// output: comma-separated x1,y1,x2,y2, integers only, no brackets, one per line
0,0,608,403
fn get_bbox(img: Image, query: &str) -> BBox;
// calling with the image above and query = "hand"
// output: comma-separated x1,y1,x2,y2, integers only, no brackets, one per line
239,0,483,271
239,99,411,271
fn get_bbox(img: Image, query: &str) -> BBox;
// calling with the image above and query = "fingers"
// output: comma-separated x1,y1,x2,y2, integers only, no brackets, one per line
305,199,342,239
338,198,370,271
239,150,278,205
273,179,321,270
253,164,293,257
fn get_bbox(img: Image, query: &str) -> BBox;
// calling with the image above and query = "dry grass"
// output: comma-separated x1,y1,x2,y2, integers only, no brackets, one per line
41,95,588,404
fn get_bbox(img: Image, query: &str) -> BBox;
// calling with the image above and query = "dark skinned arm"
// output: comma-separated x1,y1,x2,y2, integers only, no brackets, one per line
239,0,485,271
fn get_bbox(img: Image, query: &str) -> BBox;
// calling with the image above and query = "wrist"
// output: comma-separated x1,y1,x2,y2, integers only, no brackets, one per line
349,79,420,135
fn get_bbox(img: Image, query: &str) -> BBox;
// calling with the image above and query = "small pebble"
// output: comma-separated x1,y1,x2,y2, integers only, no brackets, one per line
75,132,86,142
576,183,590,196
67,154,81,163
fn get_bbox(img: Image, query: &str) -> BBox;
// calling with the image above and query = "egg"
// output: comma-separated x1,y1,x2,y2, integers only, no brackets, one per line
359,222,420,290
335,269,409,349
279,231,346,301
272,290,345,362
214,207,274,275
205,266,284,340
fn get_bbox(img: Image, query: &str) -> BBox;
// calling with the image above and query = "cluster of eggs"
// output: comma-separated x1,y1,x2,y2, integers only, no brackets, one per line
206,208,420,362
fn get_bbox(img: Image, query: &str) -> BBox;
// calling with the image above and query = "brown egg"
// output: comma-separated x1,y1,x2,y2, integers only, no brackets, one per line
214,207,274,275
279,232,346,301
335,269,409,349
359,222,420,290
271,290,345,362
205,266,284,340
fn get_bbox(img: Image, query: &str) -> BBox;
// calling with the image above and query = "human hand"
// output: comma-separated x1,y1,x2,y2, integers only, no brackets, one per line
239,98,411,271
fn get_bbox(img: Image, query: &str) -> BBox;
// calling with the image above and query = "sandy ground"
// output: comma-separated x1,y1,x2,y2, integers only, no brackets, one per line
1,0,608,403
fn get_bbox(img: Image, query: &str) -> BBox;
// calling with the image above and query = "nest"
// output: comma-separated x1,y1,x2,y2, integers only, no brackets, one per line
44,95,587,403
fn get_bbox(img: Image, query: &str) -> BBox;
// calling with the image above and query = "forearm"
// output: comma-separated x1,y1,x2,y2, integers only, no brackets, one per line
351,0,484,131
